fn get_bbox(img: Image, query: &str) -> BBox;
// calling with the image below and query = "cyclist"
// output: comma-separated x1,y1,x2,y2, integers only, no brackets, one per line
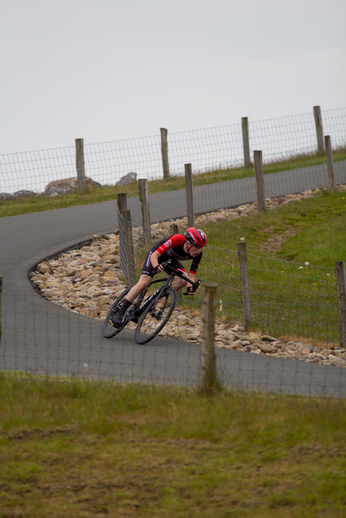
112,227,207,327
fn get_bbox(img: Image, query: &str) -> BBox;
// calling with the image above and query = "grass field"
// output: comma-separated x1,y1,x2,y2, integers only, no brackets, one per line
1,376,346,518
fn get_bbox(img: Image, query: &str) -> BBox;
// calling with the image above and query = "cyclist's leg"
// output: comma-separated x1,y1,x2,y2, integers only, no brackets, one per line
112,275,152,326
112,251,155,327
125,274,152,303
123,247,157,304
164,259,188,292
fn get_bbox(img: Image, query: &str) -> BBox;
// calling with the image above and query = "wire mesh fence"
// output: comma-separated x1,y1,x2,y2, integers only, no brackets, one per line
1,264,346,397
1,107,346,396
1,107,345,195
118,213,344,348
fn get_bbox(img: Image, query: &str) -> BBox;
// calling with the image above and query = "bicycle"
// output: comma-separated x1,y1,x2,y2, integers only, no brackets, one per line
102,260,202,344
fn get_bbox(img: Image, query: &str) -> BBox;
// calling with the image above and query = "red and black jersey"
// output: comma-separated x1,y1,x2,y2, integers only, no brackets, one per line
153,234,203,274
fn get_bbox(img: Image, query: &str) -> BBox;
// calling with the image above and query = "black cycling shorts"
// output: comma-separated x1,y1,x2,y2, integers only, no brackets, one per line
142,250,187,278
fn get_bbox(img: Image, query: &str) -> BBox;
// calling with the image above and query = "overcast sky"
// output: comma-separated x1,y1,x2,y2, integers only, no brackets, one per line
0,0,345,155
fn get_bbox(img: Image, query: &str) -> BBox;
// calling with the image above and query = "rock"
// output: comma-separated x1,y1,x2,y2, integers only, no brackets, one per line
44,177,102,196
248,332,262,344
258,343,277,354
38,262,53,274
261,335,277,342
330,358,346,367
103,271,117,278
79,270,93,280
66,268,78,276
177,315,190,325
116,172,137,186
0,193,14,201
12,190,37,198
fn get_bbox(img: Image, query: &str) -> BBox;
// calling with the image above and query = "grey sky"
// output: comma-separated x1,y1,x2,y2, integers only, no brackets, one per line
0,0,345,154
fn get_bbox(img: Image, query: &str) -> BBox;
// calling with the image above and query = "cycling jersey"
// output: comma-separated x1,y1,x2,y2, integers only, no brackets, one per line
142,234,203,277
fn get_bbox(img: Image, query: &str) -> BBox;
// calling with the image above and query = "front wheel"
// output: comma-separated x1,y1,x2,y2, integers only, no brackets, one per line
102,284,135,338
135,288,177,344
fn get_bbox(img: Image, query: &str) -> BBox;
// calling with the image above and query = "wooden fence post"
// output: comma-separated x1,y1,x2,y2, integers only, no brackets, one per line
160,128,170,179
313,106,324,155
242,117,251,168
75,138,86,193
335,261,346,348
170,223,179,234
169,223,182,305
122,210,136,285
201,282,218,392
254,150,266,212
325,135,335,192
237,242,251,327
139,179,151,244
185,163,195,227
117,193,127,215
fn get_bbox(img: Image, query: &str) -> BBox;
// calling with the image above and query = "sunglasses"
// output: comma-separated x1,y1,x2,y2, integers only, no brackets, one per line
189,243,202,250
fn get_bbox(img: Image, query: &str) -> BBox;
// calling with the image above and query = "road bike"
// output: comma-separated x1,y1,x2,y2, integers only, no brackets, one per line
102,260,201,344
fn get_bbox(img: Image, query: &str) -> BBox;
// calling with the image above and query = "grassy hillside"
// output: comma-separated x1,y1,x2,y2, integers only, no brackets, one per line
1,376,345,518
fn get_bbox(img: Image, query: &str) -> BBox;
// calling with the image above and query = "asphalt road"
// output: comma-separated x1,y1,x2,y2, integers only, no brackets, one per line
1,161,346,396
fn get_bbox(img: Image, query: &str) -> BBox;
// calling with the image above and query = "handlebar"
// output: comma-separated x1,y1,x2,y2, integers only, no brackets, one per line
157,259,201,295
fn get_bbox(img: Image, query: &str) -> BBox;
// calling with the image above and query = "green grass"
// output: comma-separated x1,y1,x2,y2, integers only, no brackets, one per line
203,190,346,266
1,375,346,517
1,147,345,218
201,191,346,343
140,190,346,343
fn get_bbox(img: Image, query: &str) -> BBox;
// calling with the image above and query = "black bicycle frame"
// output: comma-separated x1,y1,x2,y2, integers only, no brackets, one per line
124,262,199,325
123,276,173,325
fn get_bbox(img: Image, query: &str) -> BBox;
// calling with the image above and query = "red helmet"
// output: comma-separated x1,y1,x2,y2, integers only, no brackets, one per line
185,228,207,248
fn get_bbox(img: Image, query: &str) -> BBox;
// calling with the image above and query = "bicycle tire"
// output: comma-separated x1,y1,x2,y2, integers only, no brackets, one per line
102,284,135,338
135,288,177,344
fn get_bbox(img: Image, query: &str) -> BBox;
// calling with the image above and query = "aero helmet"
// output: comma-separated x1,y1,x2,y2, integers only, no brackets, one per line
185,228,207,248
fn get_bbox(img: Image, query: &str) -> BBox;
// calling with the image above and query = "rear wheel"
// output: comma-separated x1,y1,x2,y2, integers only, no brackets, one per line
102,284,135,338
135,288,176,344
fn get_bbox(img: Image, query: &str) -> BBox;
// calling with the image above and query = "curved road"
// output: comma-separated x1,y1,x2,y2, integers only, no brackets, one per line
1,162,346,396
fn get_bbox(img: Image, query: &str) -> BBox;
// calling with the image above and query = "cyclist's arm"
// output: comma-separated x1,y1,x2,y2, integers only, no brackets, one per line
188,253,202,294
187,272,198,294
151,250,164,272
152,235,184,272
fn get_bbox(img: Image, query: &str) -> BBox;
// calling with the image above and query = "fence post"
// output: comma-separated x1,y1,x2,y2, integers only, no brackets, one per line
237,242,251,327
335,261,346,348
0,275,2,342
325,135,335,192
139,179,151,244
170,223,179,234
122,210,136,285
185,163,195,227
160,128,170,179
117,193,127,214
75,138,86,193
313,106,324,155
242,117,251,168
201,282,218,393
254,150,266,212
169,223,182,305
